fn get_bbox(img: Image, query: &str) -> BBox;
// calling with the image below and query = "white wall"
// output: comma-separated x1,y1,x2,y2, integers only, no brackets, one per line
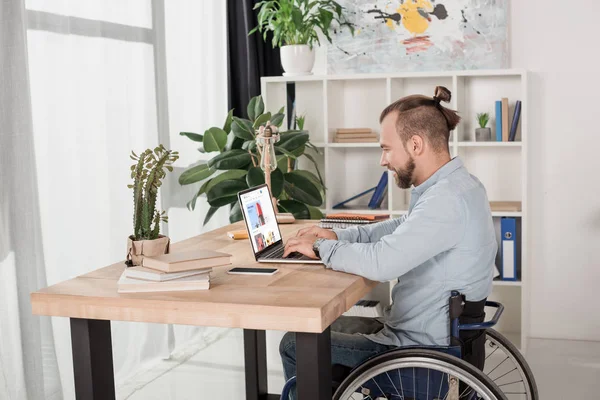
311,0,600,341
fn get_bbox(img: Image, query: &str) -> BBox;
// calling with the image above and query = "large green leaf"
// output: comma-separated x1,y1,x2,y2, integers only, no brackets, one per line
253,112,271,129
270,110,285,127
274,146,297,159
223,109,234,133
206,179,248,207
203,206,219,226
246,166,265,187
291,170,323,192
207,149,252,170
229,201,243,223
206,169,248,193
284,171,323,206
178,163,215,185
180,131,203,142
232,117,255,140
245,167,284,198
226,132,245,151
278,200,310,219
307,205,324,220
203,127,228,152
271,168,284,197
247,95,264,121
278,131,309,151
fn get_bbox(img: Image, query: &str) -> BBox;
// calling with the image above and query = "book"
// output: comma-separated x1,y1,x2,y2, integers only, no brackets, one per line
509,100,521,141
495,100,502,141
334,137,378,143
323,213,390,221
489,201,521,212
501,98,509,141
124,265,212,282
335,128,373,134
142,249,231,273
117,270,210,293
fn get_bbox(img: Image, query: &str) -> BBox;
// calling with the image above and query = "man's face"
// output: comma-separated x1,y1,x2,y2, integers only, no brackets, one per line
380,112,416,189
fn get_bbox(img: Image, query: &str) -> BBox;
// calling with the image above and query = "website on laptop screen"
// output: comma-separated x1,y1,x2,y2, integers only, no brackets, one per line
240,187,281,254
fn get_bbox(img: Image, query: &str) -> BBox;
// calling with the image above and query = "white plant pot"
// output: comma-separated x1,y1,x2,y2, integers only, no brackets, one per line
280,45,315,76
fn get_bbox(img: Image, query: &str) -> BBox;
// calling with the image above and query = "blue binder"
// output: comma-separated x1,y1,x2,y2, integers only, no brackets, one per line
500,217,517,280
368,171,388,209
495,100,503,141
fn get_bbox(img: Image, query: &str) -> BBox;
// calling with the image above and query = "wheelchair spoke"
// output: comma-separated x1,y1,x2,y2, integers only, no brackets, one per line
369,376,387,399
438,372,446,399
397,368,405,398
486,355,509,377
485,345,500,361
384,371,402,398
497,380,525,388
492,366,518,383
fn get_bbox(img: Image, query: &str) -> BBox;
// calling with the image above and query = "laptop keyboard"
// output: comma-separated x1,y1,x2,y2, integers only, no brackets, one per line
262,245,310,260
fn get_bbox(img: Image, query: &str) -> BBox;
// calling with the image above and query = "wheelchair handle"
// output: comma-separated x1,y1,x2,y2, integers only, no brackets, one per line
459,300,504,331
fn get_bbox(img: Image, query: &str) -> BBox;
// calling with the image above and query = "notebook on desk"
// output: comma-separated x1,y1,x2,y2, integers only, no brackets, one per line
237,184,323,264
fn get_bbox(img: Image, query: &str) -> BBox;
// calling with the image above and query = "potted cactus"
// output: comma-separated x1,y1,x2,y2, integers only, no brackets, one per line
126,145,179,266
475,112,491,141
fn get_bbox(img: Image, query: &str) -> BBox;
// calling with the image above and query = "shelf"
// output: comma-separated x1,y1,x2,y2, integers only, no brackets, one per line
492,211,522,217
493,279,522,287
328,143,380,148
457,141,522,147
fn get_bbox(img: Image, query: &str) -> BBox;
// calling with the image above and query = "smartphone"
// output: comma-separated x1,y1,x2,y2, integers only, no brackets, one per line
227,267,279,276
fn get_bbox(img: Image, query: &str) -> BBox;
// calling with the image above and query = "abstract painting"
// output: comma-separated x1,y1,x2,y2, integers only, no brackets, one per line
328,0,508,74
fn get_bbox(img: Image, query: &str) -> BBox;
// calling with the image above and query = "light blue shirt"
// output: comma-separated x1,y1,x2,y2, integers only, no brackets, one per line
318,157,497,347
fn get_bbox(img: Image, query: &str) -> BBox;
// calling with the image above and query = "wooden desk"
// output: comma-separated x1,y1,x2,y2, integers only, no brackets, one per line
31,220,377,400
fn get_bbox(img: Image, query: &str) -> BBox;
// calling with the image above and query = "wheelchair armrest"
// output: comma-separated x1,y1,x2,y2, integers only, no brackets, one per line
459,300,504,331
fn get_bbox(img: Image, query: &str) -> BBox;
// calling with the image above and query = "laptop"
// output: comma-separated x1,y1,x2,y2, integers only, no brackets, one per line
237,184,323,264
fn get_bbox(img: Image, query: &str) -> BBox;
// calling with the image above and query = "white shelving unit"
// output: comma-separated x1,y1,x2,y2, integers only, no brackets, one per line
261,69,529,350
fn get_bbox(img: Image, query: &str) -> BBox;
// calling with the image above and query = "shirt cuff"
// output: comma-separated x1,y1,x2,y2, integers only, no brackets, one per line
332,228,355,242
316,239,340,268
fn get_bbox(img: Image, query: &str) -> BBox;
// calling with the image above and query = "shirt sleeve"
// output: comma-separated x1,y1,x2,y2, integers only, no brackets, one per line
318,194,466,282
332,215,407,243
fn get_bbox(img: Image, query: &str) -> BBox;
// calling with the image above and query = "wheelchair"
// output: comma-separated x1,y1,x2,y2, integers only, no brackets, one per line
281,291,538,400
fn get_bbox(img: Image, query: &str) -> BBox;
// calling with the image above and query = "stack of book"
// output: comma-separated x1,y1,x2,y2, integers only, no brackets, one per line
343,300,383,318
494,98,522,141
117,249,231,293
319,213,390,229
334,128,378,143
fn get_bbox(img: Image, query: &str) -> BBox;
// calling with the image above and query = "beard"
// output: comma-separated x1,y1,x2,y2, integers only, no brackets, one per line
392,156,416,189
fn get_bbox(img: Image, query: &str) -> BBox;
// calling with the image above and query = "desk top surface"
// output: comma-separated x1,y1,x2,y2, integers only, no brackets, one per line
31,220,376,333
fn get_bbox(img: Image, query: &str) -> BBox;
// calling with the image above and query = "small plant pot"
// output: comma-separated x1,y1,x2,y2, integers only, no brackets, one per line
126,235,170,266
475,127,492,141
280,45,315,76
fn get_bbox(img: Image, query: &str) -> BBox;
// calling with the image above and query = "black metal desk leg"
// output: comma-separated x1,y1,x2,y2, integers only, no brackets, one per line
70,318,115,400
243,329,268,400
296,327,332,399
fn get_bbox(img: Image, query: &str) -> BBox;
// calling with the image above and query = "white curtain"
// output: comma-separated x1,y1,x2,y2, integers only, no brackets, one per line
1,0,228,398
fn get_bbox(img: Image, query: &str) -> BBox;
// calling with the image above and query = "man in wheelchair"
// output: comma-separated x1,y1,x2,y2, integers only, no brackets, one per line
282,87,498,396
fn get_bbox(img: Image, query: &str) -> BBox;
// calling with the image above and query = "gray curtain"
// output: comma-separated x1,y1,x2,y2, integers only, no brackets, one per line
0,0,62,398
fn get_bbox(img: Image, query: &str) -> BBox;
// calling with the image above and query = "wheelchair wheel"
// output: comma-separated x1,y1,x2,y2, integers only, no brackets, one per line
484,329,538,400
333,348,507,400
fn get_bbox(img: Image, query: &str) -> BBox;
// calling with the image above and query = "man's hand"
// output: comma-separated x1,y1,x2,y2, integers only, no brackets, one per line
283,235,320,259
296,225,338,240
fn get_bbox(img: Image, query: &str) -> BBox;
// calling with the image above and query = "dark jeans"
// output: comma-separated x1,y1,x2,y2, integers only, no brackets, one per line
279,316,393,399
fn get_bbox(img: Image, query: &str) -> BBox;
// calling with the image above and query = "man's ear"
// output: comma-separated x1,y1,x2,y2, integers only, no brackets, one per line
409,135,425,156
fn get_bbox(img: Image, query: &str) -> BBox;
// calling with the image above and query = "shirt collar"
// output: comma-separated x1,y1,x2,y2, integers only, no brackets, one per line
412,157,463,196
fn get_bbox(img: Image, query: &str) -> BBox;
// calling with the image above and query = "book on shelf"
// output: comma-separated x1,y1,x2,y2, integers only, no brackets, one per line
117,270,210,293
494,98,522,142
142,249,231,273
124,265,213,282
489,201,521,212
334,136,379,143
335,128,373,134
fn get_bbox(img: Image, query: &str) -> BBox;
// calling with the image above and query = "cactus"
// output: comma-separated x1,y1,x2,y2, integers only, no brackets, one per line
128,144,178,240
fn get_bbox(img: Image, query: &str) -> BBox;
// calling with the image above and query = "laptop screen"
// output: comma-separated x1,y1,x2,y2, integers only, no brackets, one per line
239,185,283,255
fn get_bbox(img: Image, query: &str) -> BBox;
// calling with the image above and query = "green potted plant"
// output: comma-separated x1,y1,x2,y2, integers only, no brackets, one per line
250,0,353,76
179,95,325,225
126,145,179,266
476,112,491,141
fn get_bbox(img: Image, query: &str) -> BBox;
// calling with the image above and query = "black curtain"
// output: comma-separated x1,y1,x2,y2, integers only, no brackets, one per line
226,0,286,119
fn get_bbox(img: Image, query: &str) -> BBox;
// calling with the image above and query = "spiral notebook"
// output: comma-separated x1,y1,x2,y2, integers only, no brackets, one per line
319,213,390,229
